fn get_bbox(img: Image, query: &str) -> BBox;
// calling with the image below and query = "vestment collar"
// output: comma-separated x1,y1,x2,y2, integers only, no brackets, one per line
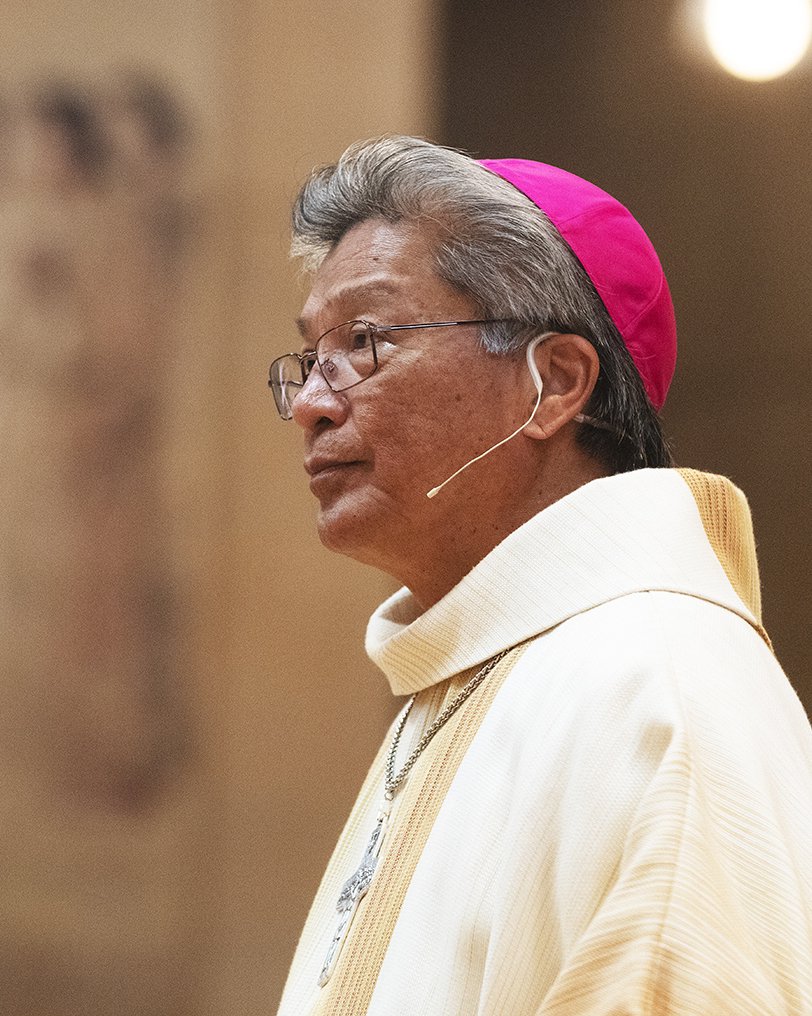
366,468,764,696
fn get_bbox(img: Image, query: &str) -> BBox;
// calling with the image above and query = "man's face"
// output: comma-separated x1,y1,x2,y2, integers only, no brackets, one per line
293,217,531,580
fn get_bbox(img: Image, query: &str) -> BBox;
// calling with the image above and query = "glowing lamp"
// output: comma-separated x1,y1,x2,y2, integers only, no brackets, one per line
703,0,812,80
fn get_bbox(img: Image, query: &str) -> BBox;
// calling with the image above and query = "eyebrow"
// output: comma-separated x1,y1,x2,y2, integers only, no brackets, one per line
295,280,404,341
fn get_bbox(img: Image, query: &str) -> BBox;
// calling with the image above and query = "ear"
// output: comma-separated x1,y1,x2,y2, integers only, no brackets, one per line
523,333,600,441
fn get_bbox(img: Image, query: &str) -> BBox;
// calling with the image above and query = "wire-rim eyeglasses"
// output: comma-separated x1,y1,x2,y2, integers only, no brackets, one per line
268,318,512,420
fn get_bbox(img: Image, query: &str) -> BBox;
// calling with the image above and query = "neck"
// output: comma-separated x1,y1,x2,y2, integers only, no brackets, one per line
387,454,609,610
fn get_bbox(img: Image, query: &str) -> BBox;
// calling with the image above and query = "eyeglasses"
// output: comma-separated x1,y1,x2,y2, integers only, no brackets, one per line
268,318,510,420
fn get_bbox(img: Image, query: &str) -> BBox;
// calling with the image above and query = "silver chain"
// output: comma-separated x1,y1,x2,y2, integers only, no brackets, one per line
384,648,512,799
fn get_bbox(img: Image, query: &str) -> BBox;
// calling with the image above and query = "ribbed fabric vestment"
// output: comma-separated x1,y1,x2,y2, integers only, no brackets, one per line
277,469,812,1016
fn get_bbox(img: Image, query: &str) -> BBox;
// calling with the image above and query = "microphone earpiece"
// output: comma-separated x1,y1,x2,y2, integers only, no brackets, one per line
426,331,554,499
525,334,544,397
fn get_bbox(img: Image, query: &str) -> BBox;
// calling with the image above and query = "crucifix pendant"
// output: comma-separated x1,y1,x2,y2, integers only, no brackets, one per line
317,796,392,987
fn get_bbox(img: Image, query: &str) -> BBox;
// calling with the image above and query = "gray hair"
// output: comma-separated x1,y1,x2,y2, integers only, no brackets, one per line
291,136,672,472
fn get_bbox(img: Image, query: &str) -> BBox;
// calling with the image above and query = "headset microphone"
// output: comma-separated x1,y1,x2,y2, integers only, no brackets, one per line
426,332,554,499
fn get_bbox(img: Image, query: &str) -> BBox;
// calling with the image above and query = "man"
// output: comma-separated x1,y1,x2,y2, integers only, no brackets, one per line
272,136,812,1015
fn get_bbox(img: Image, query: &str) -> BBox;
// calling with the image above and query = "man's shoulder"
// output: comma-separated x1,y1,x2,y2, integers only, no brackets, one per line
499,589,801,742
472,589,811,807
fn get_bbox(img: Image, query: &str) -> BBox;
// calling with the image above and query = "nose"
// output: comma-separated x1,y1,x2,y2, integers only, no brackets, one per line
290,364,350,430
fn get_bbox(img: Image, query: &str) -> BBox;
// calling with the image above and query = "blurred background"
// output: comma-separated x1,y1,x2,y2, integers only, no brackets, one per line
0,0,809,1012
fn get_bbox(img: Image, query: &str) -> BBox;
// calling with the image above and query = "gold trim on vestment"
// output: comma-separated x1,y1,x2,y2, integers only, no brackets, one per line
313,644,528,1015
677,468,772,650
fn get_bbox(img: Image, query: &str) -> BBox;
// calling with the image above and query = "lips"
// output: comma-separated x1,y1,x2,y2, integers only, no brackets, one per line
304,455,362,478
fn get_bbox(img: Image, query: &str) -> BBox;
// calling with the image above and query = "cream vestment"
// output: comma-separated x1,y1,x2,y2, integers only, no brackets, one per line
277,469,812,1016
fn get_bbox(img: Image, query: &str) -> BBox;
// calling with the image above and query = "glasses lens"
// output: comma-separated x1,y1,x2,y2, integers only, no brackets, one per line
269,354,304,420
317,322,377,392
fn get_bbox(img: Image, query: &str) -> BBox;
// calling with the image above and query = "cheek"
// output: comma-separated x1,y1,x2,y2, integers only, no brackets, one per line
351,364,440,447
350,395,438,492
359,391,498,493
348,350,520,490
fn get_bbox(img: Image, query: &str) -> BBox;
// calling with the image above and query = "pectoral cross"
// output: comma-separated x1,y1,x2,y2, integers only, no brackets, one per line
318,797,392,987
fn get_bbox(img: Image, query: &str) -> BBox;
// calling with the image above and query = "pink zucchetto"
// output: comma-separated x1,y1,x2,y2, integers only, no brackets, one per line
479,158,677,411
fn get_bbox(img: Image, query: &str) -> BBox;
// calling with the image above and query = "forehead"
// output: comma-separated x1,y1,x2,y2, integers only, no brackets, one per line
297,218,458,336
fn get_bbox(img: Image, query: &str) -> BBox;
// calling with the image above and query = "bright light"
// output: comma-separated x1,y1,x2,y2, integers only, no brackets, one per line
703,0,812,80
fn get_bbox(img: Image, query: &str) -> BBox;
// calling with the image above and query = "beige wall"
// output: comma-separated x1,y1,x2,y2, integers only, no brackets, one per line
2,1,438,1013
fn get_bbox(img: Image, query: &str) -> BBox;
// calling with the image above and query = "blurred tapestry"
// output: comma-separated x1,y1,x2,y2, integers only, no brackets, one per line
0,74,204,1016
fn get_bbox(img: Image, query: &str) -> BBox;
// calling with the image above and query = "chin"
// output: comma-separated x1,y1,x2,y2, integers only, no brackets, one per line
316,503,376,561
314,496,402,572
